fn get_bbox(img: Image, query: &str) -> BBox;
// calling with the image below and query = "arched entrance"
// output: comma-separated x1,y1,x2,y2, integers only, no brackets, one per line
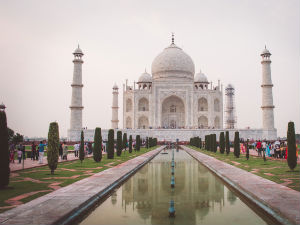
161,95,185,128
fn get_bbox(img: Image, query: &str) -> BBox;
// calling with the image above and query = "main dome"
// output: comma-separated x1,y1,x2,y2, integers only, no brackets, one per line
151,43,195,81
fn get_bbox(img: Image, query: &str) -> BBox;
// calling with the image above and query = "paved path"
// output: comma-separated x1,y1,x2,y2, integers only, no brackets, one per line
182,146,300,225
0,146,164,225
9,153,98,172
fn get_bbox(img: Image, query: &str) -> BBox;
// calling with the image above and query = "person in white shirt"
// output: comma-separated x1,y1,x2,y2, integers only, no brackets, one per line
74,143,80,157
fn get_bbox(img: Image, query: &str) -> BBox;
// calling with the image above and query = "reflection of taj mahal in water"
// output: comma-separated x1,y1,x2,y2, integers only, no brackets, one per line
115,151,238,224
68,35,277,141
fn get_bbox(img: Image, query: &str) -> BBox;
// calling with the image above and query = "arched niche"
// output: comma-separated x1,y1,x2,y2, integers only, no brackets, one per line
198,97,208,111
138,98,149,111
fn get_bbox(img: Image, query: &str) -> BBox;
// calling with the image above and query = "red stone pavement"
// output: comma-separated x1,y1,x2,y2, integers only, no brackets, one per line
9,152,102,172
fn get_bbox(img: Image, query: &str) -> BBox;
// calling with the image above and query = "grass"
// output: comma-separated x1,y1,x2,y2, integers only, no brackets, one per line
188,146,300,192
0,147,158,213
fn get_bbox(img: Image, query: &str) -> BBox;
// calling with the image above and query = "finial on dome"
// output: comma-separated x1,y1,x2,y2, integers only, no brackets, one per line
171,32,174,44
265,44,266,49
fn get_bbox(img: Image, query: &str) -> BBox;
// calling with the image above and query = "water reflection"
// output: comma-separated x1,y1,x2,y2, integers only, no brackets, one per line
81,150,267,225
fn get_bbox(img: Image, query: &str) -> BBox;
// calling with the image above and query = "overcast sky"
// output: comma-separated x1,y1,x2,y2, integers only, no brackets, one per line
0,0,299,138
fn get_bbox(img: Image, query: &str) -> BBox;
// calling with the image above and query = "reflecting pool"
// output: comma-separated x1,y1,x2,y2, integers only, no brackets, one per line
80,149,268,225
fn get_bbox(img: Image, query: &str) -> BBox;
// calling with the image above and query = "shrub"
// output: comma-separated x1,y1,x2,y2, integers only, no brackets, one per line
225,131,230,155
213,134,217,152
107,129,114,159
47,122,59,175
79,130,85,164
210,134,214,152
116,131,122,156
122,133,127,151
129,135,132,153
220,132,225,154
0,111,9,188
93,127,102,162
234,131,240,158
136,135,140,151
246,141,249,160
287,121,297,171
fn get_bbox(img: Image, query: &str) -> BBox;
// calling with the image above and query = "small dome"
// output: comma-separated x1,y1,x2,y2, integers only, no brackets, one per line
73,46,84,55
151,43,195,81
138,70,152,83
226,84,234,89
261,46,271,56
113,83,118,89
194,70,208,83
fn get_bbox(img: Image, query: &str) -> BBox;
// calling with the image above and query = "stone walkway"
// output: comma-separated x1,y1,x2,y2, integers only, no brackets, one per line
182,146,300,225
9,153,98,172
0,146,164,225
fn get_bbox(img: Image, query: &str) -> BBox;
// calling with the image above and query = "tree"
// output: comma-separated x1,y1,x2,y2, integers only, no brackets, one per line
116,131,122,156
220,132,225,154
0,111,9,188
246,141,249,160
287,121,297,171
93,127,102,162
213,134,217,152
122,133,127,152
234,131,240,158
136,135,140,151
225,131,230,155
7,127,14,143
79,131,85,164
199,138,202,149
129,135,133,153
210,134,214,152
12,133,23,145
107,129,114,159
47,122,59,175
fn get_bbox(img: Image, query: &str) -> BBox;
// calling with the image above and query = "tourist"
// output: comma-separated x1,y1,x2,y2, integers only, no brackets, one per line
74,142,79,157
17,148,22,164
31,142,36,160
262,140,266,157
266,142,271,157
9,144,15,163
38,141,47,164
59,143,63,159
62,142,68,160
256,140,262,157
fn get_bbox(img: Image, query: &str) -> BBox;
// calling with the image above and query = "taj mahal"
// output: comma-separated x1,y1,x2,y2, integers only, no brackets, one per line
68,35,277,142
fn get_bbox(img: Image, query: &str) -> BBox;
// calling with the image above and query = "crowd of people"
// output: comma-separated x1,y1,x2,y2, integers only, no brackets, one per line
239,140,299,160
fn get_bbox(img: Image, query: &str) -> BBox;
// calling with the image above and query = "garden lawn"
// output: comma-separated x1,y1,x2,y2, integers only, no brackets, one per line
0,147,157,213
188,146,299,192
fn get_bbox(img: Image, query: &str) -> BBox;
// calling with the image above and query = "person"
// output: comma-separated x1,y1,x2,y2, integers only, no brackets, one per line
262,140,267,157
38,141,47,164
9,144,15,163
74,142,79,157
256,140,262,157
31,142,36,160
17,148,22,163
62,142,68,160
266,142,271,157
59,143,63,160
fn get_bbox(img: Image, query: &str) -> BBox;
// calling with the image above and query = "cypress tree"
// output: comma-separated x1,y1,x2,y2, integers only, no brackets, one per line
205,135,208,150
0,111,9,188
210,134,214,152
122,133,127,151
154,138,157,146
47,122,59,175
116,131,122,156
79,130,85,164
225,131,230,155
220,132,225,154
234,131,240,158
129,135,133,153
207,135,210,151
145,137,149,148
287,121,297,171
246,141,249,160
107,129,114,159
136,135,140,151
199,138,202,149
190,137,192,146
213,134,217,152
93,127,102,162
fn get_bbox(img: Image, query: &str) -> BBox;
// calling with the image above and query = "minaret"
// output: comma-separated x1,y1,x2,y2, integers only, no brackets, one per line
225,84,236,129
111,83,119,129
261,46,275,130
70,45,84,131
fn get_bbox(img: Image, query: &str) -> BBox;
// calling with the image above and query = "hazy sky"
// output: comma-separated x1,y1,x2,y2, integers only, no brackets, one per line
0,0,299,138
